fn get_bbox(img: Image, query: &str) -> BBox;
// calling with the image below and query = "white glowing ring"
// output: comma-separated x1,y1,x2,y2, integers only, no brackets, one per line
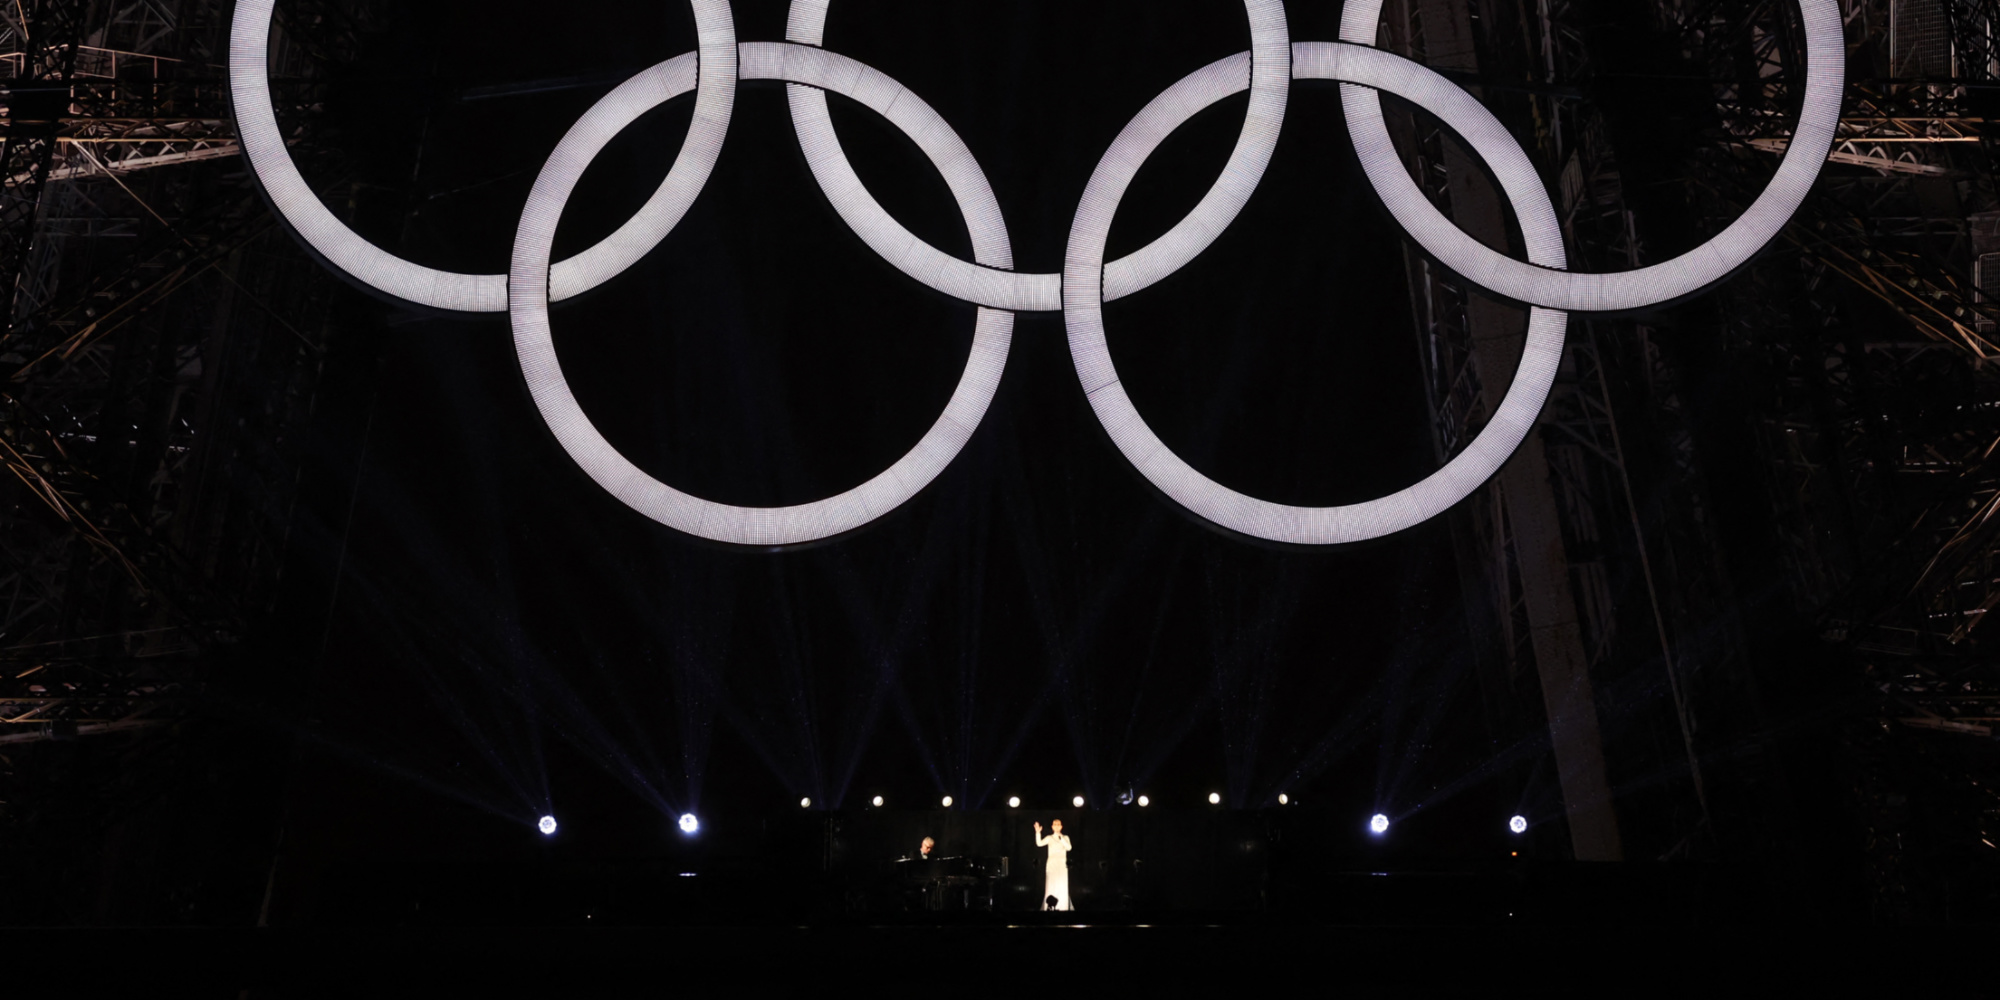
228,0,739,313
1336,0,1842,312
510,41,1016,547
778,0,1294,312
1064,41,1569,546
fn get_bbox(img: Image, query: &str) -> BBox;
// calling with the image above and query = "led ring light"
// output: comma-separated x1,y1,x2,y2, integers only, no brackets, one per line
1064,40,1570,545
511,41,1018,547
228,0,739,312
779,0,1294,312
1336,0,1845,312
230,0,1841,547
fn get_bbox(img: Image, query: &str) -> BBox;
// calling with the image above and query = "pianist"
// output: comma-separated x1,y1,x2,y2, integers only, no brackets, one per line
904,837,941,911
896,845,1007,912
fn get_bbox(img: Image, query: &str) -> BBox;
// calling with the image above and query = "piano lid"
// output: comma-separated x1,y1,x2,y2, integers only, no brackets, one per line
891,856,1010,879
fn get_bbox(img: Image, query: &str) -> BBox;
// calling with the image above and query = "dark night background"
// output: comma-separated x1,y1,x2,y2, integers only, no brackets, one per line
255,0,1532,909
29,1,2000,959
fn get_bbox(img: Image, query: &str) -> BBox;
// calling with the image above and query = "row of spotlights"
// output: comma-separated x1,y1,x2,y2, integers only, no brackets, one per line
547,795,1303,821
541,808,1529,836
1360,814,1530,836
831,792,1304,808
536,814,701,836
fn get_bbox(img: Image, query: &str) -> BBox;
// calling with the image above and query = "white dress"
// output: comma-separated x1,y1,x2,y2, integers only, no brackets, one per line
1035,830,1073,910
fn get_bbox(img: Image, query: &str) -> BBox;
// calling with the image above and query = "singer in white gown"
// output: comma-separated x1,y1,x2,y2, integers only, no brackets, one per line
1033,819,1073,911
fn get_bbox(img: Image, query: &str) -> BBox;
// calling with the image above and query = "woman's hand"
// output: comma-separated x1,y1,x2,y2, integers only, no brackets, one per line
1033,821,1042,832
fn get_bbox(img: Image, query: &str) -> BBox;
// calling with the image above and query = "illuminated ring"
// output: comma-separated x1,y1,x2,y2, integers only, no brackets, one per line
1064,41,1569,546
510,41,1015,546
778,0,1293,312
1336,0,1842,312
228,0,739,313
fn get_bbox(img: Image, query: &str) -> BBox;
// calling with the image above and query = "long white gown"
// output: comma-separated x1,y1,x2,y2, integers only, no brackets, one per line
1035,829,1073,910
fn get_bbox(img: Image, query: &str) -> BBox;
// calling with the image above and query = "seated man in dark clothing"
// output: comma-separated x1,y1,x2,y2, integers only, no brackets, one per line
901,837,943,911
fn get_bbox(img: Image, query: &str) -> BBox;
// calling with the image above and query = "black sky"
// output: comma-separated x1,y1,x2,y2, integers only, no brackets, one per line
264,0,1551,871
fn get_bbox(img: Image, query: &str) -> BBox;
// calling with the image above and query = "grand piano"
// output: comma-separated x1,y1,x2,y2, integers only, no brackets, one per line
893,855,1010,911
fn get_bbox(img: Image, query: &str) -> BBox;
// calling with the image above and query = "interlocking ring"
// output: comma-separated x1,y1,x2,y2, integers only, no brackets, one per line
229,0,740,312
230,0,1841,547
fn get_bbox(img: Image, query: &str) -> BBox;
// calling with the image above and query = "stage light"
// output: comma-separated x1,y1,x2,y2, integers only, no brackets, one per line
800,797,812,809
1208,792,1221,805
942,796,954,808
872,795,884,808
538,815,558,836
1370,814,1390,835
1073,796,1085,808
1510,815,1528,834
1008,796,1021,809
678,813,700,834
1278,793,1289,805
1137,795,1150,808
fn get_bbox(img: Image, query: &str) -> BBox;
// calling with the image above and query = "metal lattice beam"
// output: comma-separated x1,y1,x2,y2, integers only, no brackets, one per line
0,0,365,746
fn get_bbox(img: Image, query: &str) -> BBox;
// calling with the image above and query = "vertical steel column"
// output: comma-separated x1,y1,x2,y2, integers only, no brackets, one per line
0,0,84,331
1405,0,1626,860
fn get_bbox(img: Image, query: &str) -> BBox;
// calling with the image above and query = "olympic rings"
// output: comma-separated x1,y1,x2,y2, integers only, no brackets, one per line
229,1,1842,546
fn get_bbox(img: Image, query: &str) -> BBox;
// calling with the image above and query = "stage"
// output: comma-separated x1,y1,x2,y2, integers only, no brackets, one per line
12,810,1976,995
267,808,1888,934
